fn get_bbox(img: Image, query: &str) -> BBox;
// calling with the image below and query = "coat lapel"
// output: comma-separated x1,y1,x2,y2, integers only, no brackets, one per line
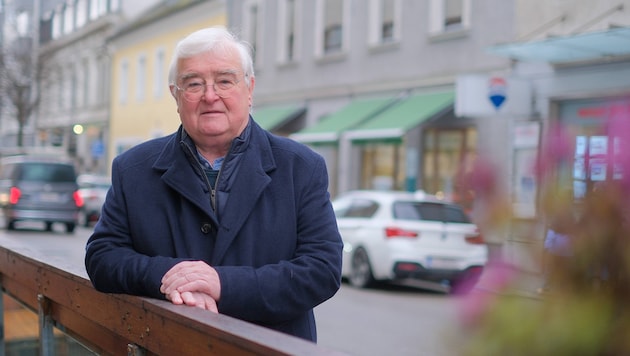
211,123,274,264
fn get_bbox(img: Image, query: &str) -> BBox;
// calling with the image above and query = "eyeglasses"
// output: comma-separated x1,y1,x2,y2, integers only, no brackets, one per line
175,72,242,101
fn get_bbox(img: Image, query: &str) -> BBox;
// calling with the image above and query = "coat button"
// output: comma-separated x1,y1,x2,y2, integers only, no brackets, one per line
201,223,213,234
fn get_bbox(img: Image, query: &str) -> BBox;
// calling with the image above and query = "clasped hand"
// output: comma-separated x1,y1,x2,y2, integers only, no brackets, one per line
160,261,221,313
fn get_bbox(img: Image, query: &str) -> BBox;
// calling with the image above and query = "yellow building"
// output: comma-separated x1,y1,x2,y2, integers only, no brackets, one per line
108,0,226,169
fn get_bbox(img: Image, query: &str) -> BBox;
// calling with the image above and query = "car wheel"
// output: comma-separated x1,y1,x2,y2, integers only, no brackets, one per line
65,223,76,234
45,222,54,231
349,247,375,288
7,219,16,231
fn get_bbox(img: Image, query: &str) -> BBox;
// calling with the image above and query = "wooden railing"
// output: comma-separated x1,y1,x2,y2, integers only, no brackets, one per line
0,243,346,356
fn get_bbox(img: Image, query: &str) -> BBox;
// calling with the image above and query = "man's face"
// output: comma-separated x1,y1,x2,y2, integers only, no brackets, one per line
172,49,254,148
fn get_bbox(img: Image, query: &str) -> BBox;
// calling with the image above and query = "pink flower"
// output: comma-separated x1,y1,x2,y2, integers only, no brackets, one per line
458,262,517,327
535,122,573,180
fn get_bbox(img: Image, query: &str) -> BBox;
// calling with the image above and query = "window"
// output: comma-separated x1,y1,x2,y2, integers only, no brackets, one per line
243,0,263,68
52,7,62,39
89,0,106,20
153,49,165,98
97,56,109,106
82,59,90,107
57,70,64,110
110,0,120,12
16,11,29,37
423,127,477,206
428,0,471,36
136,55,146,102
323,0,342,53
316,0,350,57
63,2,74,34
360,143,404,190
393,202,470,223
76,0,87,28
70,64,77,109
18,163,76,183
369,0,401,46
277,0,300,64
119,60,128,104
337,199,379,218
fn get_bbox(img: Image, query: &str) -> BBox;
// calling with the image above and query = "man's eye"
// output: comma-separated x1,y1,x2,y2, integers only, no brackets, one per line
185,82,205,91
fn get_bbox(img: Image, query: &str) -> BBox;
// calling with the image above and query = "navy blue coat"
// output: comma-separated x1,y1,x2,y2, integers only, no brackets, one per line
85,119,343,341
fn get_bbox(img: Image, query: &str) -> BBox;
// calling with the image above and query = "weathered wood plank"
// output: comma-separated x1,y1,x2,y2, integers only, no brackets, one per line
0,244,347,356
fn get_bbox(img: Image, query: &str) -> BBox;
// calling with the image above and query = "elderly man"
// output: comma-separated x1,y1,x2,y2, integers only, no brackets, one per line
85,26,343,342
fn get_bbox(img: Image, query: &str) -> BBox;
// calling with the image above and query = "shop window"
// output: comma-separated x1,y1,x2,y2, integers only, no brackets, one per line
423,128,476,204
360,143,404,190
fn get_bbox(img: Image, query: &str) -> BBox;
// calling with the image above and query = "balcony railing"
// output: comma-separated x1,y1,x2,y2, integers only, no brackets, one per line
0,242,346,355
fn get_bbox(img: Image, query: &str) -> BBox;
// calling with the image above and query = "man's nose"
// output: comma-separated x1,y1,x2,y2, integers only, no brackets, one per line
202,83,220,100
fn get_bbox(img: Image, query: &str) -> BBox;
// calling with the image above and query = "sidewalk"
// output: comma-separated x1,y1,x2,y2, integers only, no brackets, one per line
473,261,545,300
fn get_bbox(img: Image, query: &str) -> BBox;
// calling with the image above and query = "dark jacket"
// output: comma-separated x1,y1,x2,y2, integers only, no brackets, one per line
85,119,343,341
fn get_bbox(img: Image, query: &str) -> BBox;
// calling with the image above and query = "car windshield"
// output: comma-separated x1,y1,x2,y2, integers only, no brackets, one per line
17,163,76,183
393,201,471,223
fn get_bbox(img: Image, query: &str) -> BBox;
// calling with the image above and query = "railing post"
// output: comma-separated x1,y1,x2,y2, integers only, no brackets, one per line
127,343,146,356
38,294,55,356
0,286,5,356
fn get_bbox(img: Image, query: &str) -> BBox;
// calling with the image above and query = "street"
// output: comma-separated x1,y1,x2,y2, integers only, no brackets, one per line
0,222,463,356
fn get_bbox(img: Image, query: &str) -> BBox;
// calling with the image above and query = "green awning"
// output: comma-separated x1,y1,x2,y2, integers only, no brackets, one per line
252,104,305,131
346,91,454,143
290,96,396,144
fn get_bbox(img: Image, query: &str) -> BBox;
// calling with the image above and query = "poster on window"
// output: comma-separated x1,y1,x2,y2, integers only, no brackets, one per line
573,157,586,180
589,158,607,181
589,136,608,156
512,148,537,218
575,136,587,156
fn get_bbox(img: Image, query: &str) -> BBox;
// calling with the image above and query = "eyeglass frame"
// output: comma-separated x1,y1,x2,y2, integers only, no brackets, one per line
173,70,247,101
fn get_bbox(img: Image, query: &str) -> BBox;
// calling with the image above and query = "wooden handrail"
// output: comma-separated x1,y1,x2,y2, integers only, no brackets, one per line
0,242,346,356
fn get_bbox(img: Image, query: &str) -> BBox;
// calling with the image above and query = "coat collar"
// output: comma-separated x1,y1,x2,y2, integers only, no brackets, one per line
152,118,277,264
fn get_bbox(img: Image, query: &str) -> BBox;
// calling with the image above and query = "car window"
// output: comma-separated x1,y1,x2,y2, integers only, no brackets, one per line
0,164,15,179
338,198,379,218
393,201,471,223
443,205,471,223
17,163,76,183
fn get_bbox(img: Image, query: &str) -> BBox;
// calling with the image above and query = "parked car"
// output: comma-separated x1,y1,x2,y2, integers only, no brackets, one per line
77,174,111,227
0,155,83,233
332,190,488,293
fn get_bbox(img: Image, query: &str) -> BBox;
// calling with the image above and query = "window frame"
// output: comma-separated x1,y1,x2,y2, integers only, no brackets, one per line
368,0,402,47
242,0,265,70
314,0,351,59
276,0,302,65
428,0,471,38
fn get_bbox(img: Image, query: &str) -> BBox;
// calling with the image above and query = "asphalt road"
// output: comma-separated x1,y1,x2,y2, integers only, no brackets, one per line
1,222,464,356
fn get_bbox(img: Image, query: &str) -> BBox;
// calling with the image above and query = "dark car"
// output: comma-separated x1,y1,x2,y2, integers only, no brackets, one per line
0,155,83,233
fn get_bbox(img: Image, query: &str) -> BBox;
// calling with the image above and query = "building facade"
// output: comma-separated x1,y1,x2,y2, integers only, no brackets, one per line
107,0,226,165
34,0,161,174
227,0,516,202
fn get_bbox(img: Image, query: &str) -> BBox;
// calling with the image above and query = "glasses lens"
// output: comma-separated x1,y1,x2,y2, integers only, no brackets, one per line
179,74,240,101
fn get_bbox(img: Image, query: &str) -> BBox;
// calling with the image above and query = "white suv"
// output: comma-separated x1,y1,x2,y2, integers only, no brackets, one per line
332,190,487,293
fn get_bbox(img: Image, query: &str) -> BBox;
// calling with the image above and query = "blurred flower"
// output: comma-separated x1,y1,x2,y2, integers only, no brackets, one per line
453,109,630,355
534,121,573,181
457,261,516,327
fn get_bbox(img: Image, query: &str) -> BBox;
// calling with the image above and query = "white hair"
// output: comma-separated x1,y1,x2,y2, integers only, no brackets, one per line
168,26,255,88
